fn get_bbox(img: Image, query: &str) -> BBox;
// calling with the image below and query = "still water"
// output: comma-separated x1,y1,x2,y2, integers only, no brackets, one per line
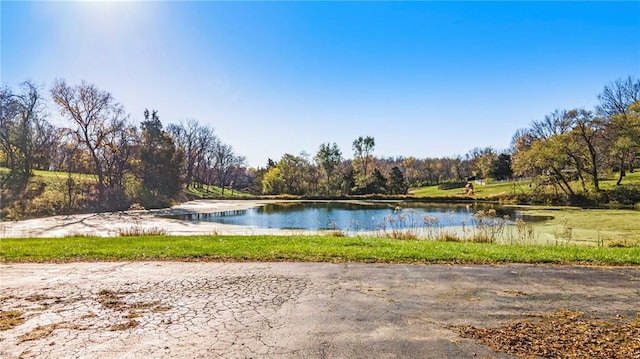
168,201,526,232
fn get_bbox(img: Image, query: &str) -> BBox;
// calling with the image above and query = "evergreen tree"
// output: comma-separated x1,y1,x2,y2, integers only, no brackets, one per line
388,166,408,195
139,109,182,206
490,153,513,181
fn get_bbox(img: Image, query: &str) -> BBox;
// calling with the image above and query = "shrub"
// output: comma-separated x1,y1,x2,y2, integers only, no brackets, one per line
437,182,467,190
118,226,168,236
606,185,640,206
436,232,461,242
385,230,419,240
470,209,508,244
606,240,636,248
514,218,536,245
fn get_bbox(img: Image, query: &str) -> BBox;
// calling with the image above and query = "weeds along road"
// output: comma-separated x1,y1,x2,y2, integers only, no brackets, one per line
1,262,639,358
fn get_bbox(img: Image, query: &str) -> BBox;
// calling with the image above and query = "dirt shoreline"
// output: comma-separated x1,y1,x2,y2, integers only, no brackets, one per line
0,199,466,239
0,200,304,238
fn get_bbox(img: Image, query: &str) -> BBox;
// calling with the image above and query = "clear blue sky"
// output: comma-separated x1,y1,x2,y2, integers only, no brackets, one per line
2,1,639,167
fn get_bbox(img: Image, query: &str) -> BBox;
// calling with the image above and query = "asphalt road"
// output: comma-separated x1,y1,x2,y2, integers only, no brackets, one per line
1,262,639,358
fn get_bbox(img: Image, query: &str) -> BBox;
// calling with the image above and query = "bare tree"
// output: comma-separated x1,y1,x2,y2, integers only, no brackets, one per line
530,109,573,139
597,76,640,117
50,79,132,204
213,142,245,195
597,77,640,183
0,81,49,186
168,119,217,189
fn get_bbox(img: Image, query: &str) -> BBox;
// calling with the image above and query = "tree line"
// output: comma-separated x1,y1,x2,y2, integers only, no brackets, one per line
250,76,639,202
1,79,246,212
511,76,639,201
1,76,639,215
252,139,514,197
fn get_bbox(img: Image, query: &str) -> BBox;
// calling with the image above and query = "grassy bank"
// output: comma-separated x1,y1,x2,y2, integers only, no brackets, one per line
410,179,531,199
2,235,639,265
185,184,251,198
409,171,640,201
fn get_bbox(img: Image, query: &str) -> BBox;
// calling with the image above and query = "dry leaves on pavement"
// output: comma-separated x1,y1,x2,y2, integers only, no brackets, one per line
457,309,640,358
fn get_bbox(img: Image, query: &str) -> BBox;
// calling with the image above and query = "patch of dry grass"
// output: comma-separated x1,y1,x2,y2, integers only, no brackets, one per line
17,322,83,342
118,226,168,236
97,289,124,309
0,310,25,330
96,289,171,325
110,319,139,331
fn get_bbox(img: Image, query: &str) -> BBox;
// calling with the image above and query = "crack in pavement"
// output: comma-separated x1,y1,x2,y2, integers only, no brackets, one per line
1,264,308,358
2,262,639,358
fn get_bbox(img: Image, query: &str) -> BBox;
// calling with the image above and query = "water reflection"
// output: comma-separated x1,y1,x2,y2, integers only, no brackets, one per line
164,201,550,232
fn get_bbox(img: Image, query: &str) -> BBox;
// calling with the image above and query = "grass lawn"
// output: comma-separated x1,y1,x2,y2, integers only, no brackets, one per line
32,169,95,180
598,170,640,190
409,171,640,199
185,185,251,198
409,179,533,199
1,235,639,265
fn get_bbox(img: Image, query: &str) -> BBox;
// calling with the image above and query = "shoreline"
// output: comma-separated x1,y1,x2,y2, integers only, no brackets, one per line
0,200,293,238
0,199,473,240
2,200,637,247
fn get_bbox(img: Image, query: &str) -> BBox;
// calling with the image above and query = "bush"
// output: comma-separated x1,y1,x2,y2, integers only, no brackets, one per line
508,191,568,206
437,182,467,190
605,185,640,206
436,232,462,242
570,185,640,208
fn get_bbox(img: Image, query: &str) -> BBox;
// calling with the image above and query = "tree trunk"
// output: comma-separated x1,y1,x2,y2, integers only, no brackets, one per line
616,163,625,186
616,169,625,186
553,168,575,197
588,148,599,191
577,171,587,193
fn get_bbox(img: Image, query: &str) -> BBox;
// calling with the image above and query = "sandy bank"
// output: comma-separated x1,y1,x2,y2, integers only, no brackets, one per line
0,200,306,238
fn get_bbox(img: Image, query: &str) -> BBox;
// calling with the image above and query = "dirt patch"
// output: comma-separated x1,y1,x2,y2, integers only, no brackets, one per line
0,200,283,238
457,309,640,358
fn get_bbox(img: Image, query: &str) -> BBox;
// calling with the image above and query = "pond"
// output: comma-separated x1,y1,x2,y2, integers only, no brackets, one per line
167,201,540,232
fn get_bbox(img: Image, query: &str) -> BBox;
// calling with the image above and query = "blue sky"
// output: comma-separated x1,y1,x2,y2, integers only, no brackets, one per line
2,1,639,167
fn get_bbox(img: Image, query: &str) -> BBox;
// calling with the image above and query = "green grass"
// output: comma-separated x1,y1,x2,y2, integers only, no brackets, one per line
409,171,640,199
32,169,95,180
519,207,640,246
185,185,251,198
1,235,639,265
597,170,640,190
2,168,95,187
1,169,97,219
409,179,532,199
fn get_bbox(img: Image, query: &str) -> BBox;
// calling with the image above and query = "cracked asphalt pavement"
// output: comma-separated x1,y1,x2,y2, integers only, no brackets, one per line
1,262,639,358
